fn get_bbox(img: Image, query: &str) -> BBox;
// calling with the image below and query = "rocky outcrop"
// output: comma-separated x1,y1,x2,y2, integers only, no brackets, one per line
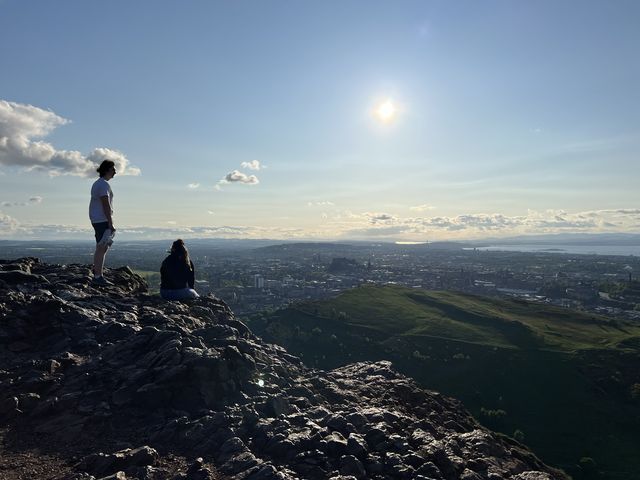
0,258,568,480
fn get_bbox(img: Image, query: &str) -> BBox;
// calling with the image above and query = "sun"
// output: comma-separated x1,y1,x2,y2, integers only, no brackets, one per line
375,99,397,123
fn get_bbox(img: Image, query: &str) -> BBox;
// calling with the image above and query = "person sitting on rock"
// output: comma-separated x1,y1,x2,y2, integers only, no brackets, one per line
160,239,199,300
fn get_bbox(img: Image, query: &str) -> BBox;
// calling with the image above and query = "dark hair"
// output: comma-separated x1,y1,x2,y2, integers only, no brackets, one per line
171,239,192,270
97,160,115,177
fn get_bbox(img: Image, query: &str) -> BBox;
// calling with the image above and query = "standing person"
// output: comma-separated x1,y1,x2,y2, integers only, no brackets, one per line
89,160,116,286
160,239,199,300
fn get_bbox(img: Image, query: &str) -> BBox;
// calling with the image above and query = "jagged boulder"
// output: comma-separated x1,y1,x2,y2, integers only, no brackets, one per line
0,259,569,479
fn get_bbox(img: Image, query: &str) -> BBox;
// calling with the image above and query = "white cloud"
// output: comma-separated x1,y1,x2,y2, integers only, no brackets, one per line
187,183,200,189
410,204,436,212
219,170,259,186
333,208,640,240
1,195,44,207
0,210,19,232
0,100,140,177
167,221,177,225
308,201,335,207
85,147,140,177
207,210,215,215
241,160,262,170
365,212,397,224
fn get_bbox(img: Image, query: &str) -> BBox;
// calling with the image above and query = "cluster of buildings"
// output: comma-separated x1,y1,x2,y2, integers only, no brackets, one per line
187,246,640,320
1,240,638,320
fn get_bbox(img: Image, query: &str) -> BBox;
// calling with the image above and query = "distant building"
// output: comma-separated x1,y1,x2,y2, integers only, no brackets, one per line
253,274,265,289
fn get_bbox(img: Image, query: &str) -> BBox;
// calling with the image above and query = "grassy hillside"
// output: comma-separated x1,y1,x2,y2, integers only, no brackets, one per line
291,286,640,351
246,285,640,480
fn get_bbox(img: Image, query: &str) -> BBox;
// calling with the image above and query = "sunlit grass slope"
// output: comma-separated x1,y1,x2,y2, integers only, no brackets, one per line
290,285,640,352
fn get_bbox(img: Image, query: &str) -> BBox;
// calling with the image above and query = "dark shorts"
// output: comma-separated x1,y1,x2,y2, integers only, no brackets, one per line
92,222,110,243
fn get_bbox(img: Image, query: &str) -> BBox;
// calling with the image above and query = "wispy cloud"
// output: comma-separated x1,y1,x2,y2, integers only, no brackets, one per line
365,212,397,224
0,100,140,177
307,201,335,207
187,183,200,189
409,204,436,212
241,160,262,170
1,195,43,207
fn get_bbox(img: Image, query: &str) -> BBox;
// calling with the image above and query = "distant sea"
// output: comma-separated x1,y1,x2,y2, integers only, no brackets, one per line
467,244,640,256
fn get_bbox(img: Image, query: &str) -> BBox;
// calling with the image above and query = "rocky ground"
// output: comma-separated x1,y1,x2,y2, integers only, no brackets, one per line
0,258,569,480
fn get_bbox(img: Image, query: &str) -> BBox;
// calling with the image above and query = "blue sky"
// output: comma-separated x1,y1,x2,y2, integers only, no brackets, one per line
1,0,639,241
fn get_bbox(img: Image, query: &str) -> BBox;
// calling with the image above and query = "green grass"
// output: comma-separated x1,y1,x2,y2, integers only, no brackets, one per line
296,285,640,352
132,269,160,293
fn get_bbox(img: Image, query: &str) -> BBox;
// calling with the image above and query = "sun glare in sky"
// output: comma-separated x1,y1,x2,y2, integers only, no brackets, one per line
374,99,397,123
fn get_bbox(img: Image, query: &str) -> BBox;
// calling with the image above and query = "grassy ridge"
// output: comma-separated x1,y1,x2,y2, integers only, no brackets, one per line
294,285,640,351
247,285,640,480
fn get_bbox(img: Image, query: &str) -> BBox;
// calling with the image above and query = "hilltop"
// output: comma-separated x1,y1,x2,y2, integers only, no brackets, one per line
246,285,640,479
0,258,566,480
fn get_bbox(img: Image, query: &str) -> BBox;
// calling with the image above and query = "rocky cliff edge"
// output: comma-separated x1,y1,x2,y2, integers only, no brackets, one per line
0,258,568,480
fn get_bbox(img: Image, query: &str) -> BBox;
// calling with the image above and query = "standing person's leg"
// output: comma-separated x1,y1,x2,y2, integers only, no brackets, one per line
91,222,112,283
93,243,109,276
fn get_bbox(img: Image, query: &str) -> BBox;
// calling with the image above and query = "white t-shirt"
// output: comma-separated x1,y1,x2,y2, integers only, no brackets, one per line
89,177,114,223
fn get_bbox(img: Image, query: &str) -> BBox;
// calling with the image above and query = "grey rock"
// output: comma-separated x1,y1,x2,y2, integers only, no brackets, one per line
0,269,49,285
460,468,485,480
96,473,126,480
339,455,366,479
346,433,368,458
415,461,444,480
17,392,41,412
219,436,247,455
510,473,553,480
0,396,19,417
245,463,280,480
324,431,348,456
77,446,158,476
220,451,259,475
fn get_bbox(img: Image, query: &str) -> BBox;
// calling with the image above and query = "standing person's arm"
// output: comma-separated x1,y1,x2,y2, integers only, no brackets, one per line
188,261,195,289
100,196,115,232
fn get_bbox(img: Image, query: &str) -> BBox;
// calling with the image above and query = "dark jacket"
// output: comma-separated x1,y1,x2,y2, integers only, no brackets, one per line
160,254,195,290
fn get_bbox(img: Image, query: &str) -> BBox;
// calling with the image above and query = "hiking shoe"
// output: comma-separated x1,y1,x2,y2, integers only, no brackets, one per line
92,276,113,286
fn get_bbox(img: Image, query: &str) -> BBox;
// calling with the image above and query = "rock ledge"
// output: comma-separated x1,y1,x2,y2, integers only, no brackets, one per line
0,258,568,480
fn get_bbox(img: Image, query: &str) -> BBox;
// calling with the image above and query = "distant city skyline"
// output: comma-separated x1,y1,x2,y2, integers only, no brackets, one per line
1,1,639,241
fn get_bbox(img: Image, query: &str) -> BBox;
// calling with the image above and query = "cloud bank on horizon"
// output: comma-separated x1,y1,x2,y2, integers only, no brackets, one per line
0,100,141,177
1,208,638,241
